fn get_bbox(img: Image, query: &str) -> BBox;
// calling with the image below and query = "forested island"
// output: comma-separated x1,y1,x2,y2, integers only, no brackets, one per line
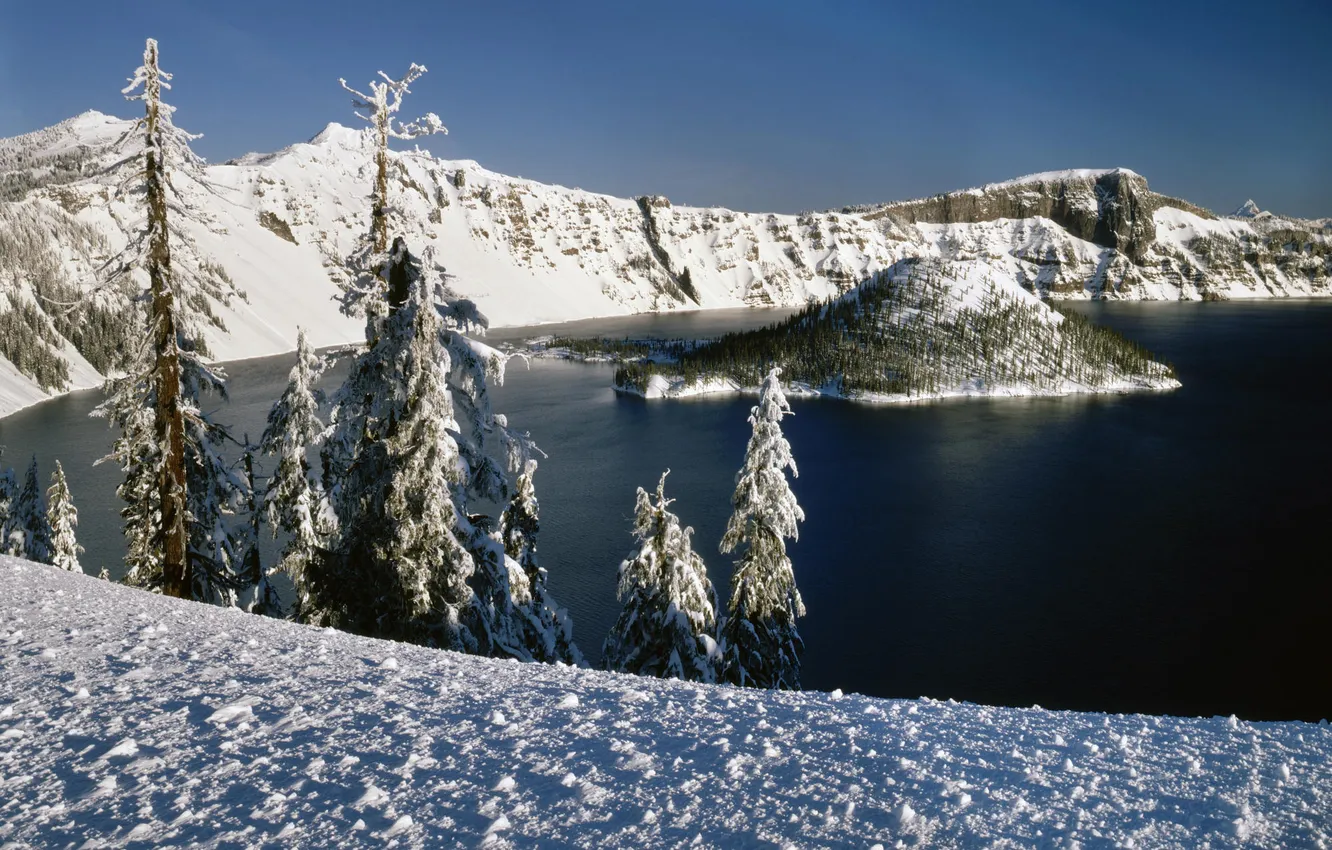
525,258,1179,402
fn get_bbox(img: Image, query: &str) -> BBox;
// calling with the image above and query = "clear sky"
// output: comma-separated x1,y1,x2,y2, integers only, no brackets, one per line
2,0,1329,217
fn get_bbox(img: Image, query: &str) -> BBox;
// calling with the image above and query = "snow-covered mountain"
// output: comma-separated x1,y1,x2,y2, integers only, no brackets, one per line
1232,199,1265,219
4,555,1329,847
851,169,1332,300
1,111,1328,416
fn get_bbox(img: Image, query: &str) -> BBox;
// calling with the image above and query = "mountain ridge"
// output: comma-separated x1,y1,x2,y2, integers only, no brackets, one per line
0,111,1328,416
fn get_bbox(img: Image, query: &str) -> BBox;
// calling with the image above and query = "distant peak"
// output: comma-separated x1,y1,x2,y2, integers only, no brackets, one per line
0,110,134,152
65,109,132,129
309,122,366,147
1232,199,1262,218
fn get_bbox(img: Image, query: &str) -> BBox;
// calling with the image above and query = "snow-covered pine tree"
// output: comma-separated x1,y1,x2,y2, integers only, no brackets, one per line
443,323,558,662
4,456,53,563
319,63,577,659
718,366,807,690
115,37,187,596
498,458,583,665
381,259,480,647
259,328,330,618
336,64,446,323
0,455,15,555
46,460,84,572
99,389,159,586
316,64,458,639
239,435,280,616
603,471,721,682
323,240,479,647
182,371,250,606
92,39,249,604
341,67,445,246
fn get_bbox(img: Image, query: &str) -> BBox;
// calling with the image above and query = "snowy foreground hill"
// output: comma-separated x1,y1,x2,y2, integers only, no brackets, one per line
2,557,1329,848
1,111,1329,416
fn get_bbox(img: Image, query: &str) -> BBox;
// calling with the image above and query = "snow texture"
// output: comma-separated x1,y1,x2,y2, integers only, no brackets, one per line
2,555,1329,848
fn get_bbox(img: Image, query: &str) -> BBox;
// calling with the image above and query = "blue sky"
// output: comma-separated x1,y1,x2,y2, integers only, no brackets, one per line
2,0,1329,217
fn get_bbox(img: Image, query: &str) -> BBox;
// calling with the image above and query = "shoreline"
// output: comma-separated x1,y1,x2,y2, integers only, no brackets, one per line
613,374,1183,405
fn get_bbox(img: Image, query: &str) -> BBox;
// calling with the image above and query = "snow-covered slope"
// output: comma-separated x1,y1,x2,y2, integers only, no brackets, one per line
2,556,1329,847
1,112,1328,417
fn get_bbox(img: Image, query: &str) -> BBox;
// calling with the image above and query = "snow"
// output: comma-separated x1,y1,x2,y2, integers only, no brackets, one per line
875,169,1143,204
631,376,1181,405
980,167,1142,190
2,555,1329,847
1232,199,1264,218
0,111,127,163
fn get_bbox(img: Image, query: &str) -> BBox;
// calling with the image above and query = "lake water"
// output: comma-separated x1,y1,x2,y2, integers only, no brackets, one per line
2,301,1329,721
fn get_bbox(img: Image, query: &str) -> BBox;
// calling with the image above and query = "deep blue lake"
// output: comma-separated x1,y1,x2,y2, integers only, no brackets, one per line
2,301,1329,721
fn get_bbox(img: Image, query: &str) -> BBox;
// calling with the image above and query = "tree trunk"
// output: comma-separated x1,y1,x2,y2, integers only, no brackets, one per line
366,119,391,341
388,237,410,311
373,120,389,254
242,436,263,587
143,42,190,599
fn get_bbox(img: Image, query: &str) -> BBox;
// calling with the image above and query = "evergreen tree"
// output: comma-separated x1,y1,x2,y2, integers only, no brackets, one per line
259,328,329,618
4,456,53,563
603,471,720,682
323,243,479,648
182,392,250,606
0,454,15,557
719,367,807,690
336,64,446,324
92,39,249,604
443,325,564,661
46,461,83,572
99,388,159,586
239,436,280,616
313,63,576,660
498,458,583,665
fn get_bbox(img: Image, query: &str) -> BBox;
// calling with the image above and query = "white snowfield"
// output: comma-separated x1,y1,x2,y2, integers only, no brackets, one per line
969,168,1144,193
2,557,1328,848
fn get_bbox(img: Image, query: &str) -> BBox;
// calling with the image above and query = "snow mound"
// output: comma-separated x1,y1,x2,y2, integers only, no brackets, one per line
2,555,1329,847
981,167,1142,190
308,122,366,148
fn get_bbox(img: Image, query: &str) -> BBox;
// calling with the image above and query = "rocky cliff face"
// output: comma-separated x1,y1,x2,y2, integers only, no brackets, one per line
855,169,1330,300
863,169,1207,263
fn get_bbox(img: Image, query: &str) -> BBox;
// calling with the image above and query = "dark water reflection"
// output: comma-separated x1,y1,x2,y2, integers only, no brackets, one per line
2,301,1328,720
